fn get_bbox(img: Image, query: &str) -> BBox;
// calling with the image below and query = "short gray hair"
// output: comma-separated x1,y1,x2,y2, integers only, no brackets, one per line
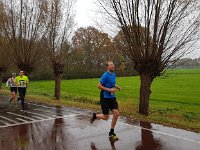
12,73,16,76
106,61,113,67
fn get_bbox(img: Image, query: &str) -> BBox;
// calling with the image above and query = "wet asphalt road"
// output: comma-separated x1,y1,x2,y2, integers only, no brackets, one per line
0,95,200,150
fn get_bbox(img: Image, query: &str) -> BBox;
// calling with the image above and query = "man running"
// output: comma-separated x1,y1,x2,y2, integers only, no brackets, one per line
90,61,121,141
16,70,29,113
6,73,17,106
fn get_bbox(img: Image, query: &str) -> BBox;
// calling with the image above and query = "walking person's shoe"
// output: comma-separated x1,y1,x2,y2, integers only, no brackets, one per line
109,132,119,141
17,97,21,103
9,98,13,104
90,113,97,124
9,102,13,111
23,110,27,114
14,103,18,108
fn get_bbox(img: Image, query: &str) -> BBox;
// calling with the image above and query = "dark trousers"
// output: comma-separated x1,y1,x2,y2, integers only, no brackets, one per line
18,87,26,110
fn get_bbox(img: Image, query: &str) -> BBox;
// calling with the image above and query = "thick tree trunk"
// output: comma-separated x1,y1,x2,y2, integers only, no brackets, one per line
54,74,61,100
0,72,3,89
0,78,2,89
139,73,153,115
53,62,64,100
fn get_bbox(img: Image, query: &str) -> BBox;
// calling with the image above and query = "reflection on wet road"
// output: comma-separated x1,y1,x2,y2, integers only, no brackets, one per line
0,95,200,150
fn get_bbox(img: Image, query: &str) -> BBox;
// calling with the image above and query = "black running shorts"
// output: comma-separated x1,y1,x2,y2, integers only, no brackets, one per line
10,87,17,93
100,91,118,115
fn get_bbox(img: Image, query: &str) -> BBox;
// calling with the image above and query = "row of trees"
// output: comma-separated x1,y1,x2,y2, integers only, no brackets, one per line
30,26,137,80
0,0,75,99
0,0,200,115
0,0,134,98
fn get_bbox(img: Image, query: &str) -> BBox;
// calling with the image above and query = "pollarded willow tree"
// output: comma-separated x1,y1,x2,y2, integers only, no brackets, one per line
98,0,200,115
0,37,11,88
0,0,47,73
42,0,75,100
0,2,10,88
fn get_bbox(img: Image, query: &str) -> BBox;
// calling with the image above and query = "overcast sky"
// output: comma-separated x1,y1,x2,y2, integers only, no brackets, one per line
75,0,96,27
74,0,200,59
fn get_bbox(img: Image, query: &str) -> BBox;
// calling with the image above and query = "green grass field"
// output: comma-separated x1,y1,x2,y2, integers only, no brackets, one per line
1,69,200,132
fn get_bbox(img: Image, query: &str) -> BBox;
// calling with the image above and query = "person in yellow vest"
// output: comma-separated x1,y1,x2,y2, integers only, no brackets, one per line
16,70,29,113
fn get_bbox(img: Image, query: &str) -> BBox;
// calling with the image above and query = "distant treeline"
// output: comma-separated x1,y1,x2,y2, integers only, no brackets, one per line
172,58,200,69
2,26,139,81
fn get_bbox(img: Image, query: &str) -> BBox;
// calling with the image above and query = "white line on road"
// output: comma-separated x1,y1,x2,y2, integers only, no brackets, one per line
23,111,53,119
28,103,80,114
0,120,10,125
34,109,63,116
16,118,29,123
118,121,200,144
0,114,79,128
32,115,45,120
0,115,19,124
7,112,35,121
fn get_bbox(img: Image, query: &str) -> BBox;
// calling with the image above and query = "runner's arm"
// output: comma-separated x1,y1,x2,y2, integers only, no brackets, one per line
26,76,29,88
97,82,116,93
15,77,19,87
26,81,29,88
6,79,10,87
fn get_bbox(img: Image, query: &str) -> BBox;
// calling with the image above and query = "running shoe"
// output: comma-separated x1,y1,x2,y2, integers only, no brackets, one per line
90,113,96,124
109,132,119,141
